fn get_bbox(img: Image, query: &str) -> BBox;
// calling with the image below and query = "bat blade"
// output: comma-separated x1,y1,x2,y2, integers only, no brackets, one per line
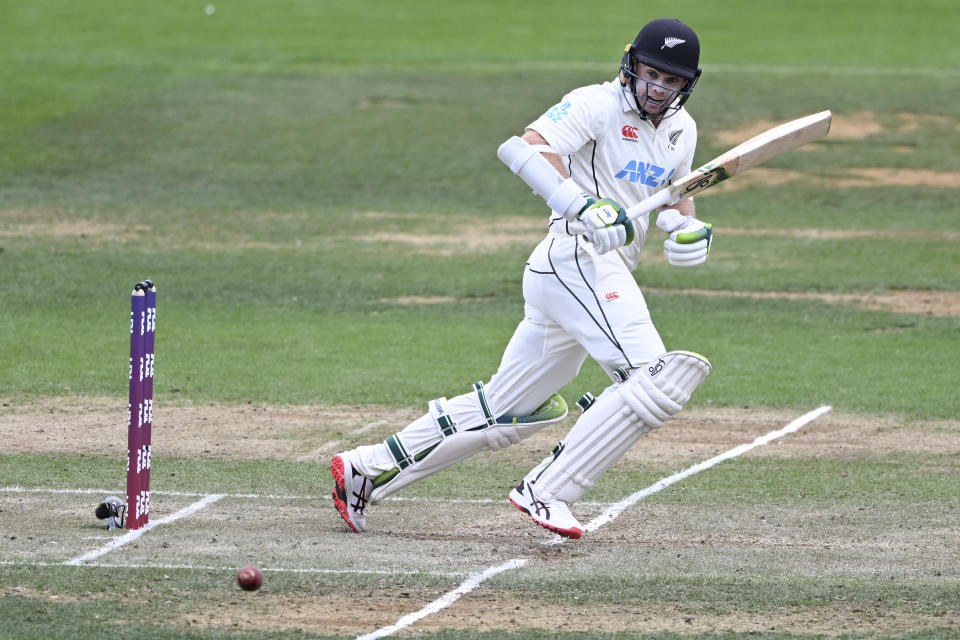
625,110,832,222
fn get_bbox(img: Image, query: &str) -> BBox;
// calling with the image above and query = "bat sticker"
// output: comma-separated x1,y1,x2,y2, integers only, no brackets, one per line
683,166,732,194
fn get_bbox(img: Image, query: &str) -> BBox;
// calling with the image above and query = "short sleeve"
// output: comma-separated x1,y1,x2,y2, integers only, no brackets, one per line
526,86,609,157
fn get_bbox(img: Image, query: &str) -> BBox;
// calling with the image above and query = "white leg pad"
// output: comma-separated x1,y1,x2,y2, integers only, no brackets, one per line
368,392,568,503
534,351,711,505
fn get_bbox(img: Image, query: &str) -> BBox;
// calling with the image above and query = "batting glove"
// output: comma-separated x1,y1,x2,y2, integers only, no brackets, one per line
656,208,713,267
581,198,635,254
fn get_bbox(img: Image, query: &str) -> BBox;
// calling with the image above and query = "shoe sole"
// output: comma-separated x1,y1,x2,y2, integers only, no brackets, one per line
330,455,359,533
509,487,582,539
530,515,583,539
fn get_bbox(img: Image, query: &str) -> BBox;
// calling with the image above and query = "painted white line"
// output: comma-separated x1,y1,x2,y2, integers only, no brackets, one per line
0,487,315,500
0,486,614,507
357,405,832,638
577,404,833,537
355,559,528,640
0,560,463,578
64,494,225,565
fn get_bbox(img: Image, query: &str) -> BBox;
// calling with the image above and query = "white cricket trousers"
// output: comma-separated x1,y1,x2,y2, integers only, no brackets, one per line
352,234,666,476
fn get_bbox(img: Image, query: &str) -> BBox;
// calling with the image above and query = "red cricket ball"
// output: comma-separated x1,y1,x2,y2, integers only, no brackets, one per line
236,565,263,591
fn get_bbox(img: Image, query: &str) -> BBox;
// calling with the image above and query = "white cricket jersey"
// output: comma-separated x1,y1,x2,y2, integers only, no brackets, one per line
527,78,697,270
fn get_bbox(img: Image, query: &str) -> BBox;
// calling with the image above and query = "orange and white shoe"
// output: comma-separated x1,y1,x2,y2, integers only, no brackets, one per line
331,452,372,532
509,479,583,539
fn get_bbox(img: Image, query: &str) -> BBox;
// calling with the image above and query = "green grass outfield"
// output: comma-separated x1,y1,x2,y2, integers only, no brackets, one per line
1,1,958,639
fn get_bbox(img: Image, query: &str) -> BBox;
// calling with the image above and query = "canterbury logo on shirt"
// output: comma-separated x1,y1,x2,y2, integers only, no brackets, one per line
614,161,676,187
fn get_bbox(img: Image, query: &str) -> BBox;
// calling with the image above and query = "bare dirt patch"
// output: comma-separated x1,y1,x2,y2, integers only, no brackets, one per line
707,166,960,193
714,110,959,145
381,295,458,305
363,215,546,255
724,227,960,241
427,597,956,638
630,406,959,464
380,285,960,317
1,398,955,464
0,397,419,462
176,591,956,637
645,287,960,317
0,586,113,602
708,110,960,191
0,216,149,242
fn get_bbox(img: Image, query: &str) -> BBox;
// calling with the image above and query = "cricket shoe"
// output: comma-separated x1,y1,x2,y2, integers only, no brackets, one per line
509,479,583,539
331,452,372,533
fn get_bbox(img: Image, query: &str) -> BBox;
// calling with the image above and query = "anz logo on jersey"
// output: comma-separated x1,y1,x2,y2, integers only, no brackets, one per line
614,161,676,188
546,102,572,123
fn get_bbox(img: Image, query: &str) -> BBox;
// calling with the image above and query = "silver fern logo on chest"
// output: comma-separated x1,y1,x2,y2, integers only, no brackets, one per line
667,129,683,150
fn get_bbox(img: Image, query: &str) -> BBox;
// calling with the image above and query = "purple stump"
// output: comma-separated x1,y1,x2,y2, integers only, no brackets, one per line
141,283,156,524
126,285,147,529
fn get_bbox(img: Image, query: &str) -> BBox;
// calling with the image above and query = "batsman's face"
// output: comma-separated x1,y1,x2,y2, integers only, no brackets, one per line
632,62,686,115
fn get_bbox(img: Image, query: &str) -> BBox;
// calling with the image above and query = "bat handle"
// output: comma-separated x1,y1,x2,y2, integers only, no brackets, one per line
625,188,674,223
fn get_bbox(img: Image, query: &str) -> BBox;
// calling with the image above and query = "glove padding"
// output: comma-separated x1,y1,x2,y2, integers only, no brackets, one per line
656,208,713,267
581,198,635,254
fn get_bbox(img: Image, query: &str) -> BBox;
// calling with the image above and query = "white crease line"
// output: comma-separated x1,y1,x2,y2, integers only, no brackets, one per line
357,405,833,639
0,486,613,507
0,487,314,500
0,560,462,578
355,559,528,640
64,494,225,565
583,404,833,533
547,404,834,544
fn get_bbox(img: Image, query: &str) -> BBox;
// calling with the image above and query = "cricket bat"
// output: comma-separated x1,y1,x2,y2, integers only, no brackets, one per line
627,110,832,221
573,110,831,235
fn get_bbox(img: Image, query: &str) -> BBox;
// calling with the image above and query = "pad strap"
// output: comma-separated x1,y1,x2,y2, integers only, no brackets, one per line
384,433,414,470
473,381,497,427
576,392,596,412
428,396,458,436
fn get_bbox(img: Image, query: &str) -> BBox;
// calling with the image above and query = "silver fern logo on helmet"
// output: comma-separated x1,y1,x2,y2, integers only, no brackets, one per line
620,19,701,121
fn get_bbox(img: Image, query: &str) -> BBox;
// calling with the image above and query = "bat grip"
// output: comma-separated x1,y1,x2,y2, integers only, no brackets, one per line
625,188,674,223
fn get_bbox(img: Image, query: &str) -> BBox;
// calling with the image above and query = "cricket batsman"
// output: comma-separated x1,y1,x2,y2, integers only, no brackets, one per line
332,18,713,539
